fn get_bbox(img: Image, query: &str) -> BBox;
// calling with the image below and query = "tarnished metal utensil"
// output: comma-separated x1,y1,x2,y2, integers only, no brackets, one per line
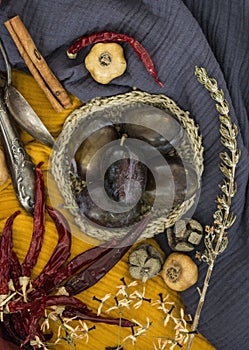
0,39,55,148
5,85,55,148
0,89,35,213
0,39,35,214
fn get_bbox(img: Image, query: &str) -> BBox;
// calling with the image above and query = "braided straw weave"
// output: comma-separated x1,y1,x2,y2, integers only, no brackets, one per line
51,90,204,241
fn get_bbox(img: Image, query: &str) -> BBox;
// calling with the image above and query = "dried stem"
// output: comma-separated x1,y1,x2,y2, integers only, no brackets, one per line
186,67,240,350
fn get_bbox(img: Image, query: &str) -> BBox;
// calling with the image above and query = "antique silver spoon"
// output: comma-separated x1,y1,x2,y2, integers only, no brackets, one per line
0,39,55,148
0,39,35,213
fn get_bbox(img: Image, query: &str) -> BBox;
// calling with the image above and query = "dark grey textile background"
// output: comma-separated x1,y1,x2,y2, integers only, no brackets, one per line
0,1,248,349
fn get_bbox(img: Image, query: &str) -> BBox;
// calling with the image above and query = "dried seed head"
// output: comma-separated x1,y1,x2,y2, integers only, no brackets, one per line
166,260,181,282
85,43,127,84
99,52,112,66
128,244,163,282
166,219,203,252
162,253,198,291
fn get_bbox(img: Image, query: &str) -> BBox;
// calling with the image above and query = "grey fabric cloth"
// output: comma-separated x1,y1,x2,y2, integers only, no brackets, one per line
0,1,248,349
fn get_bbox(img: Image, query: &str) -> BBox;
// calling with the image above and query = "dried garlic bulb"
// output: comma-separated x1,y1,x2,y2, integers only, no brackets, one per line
85,43,127,84
0,148,8,186
162,252,198,292
128,243,164,282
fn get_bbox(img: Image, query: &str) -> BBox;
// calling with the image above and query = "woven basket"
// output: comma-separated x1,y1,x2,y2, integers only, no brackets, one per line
50,90,204,241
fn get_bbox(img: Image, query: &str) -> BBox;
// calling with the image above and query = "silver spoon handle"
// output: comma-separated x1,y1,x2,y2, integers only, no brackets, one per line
0,94,35,213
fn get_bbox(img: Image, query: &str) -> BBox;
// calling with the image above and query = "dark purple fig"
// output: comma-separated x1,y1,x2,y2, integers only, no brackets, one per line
168,158,198,203
97,138,147,207
120,105,183,154
104,157,147,206
142,156,198,209
75,184,142,228
75,133,147,228
74,125,118,180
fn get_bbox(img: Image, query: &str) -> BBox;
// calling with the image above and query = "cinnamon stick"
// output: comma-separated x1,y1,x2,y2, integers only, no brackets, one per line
5,16,72,112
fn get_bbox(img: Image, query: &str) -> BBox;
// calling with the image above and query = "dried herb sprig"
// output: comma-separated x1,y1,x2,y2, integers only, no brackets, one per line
186,67,240,350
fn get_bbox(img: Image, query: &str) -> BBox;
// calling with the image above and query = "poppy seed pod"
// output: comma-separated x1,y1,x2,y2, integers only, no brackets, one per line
162,252,198,291
85,43,127,84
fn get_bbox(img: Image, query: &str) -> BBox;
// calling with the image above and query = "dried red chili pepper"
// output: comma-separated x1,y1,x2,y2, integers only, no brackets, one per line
67,31,164,87
11,313,28,342
21,292,46,347
62,215,150,296
10,250,22,291
45,295,88,310
1,162,151,348
13,308,47,348
62,306,135,327
0,211,20,295
9,295,85,313
32,205,72,289
7,300,32,313
48,296,131,328
21,162,45,278
29,242,117,298
47,239,118,293
9,294,133,331
0,316,26,349
7,311,35,350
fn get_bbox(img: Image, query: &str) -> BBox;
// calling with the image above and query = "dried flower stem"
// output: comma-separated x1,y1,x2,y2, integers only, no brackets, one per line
186,67,240,350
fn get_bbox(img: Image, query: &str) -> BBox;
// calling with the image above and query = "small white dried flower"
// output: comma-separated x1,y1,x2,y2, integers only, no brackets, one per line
122,333,137,346
173,314,189,345
153,338,169,350
0,291,17,308
30,336,49,349
106,297,132,313
93,293,112,316
77,320,92,343
54,305,65,316
130,285,151,309
133,318,151,335
63,321,78,334
40,310,61,332
56,317,94,345
40,312,50,333
169,342,177,350
116,280,137,297
163,313,171,327
57,317,77,341
123,317,151,345
152,293,175,315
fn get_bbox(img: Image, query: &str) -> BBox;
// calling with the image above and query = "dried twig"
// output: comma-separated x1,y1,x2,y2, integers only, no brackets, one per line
186,67,240,350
